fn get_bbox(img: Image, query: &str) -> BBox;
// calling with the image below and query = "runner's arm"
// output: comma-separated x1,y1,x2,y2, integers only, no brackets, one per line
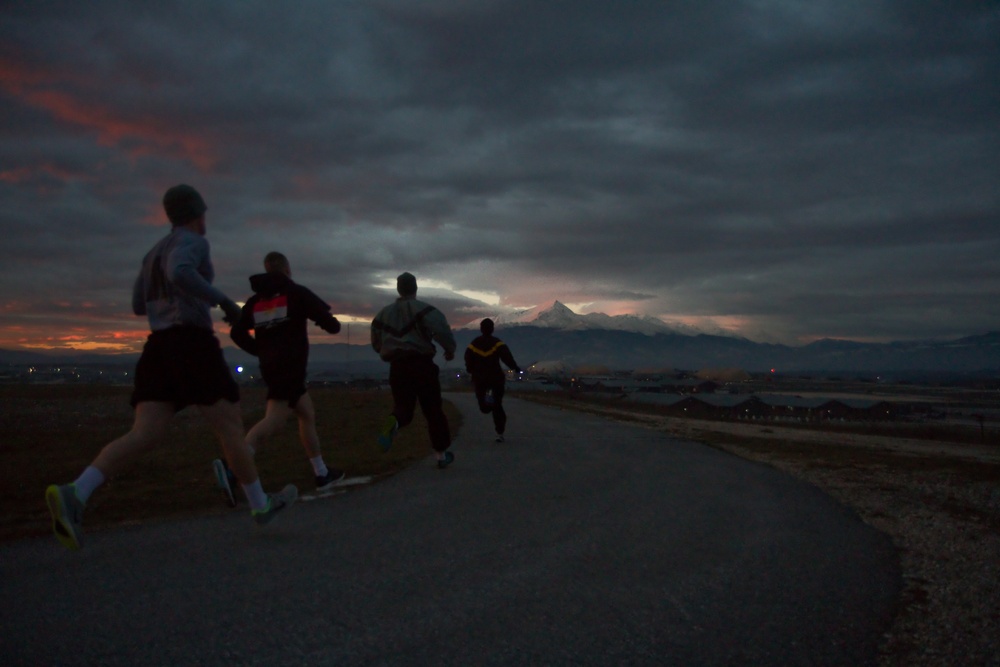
131,271,146,316
299,285,341,334
165,235,230,308
370,315,383,354
229,302,258,356
500,344,521,373
423,308,457,358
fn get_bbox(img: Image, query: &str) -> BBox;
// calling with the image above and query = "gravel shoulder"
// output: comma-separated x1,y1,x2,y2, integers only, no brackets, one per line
522,396,1000,666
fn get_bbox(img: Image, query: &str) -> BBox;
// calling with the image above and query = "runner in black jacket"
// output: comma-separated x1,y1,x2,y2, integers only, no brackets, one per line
464,318,521,442
221,252,344,499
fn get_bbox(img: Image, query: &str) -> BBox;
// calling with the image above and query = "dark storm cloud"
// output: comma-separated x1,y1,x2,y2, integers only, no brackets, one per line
0,0,997,350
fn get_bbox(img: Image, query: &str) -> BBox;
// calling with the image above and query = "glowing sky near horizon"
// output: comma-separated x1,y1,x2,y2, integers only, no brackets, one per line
1,1,997,353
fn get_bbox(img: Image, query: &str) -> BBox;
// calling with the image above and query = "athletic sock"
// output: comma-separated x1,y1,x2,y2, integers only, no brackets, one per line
310,456,328,477
72,466,106,504
242,480,268,512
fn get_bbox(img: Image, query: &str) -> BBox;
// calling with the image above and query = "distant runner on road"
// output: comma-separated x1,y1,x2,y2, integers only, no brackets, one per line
464,318,522,442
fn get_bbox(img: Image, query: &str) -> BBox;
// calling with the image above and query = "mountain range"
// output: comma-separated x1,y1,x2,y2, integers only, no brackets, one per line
3,302,1000,377
461,300,689,336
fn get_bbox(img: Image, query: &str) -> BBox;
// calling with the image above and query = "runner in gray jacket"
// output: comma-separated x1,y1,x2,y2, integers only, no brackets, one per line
371,272,457,468
45,184,297,551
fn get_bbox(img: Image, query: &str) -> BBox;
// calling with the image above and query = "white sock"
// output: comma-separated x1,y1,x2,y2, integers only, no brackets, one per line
310,456,328,477
242,480,268,512
72,466,106,504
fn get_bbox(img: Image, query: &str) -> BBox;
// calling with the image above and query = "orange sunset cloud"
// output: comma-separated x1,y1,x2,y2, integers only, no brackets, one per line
0,58,218,170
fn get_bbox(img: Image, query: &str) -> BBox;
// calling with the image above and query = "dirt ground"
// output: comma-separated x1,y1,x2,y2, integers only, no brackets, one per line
523,395,1000,666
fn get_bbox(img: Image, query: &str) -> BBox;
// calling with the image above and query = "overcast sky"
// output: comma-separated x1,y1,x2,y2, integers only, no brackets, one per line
2,1,997,352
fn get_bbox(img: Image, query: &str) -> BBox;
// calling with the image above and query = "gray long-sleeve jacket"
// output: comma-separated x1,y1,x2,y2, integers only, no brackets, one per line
371,295,456,362
132,227,229,332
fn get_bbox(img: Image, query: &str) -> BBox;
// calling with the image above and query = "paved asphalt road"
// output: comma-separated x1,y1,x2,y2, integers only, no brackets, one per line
1,392,899,666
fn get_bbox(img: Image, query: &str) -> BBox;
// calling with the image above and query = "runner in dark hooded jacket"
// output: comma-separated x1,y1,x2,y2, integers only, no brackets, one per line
223,252,345,498
230,267,340,387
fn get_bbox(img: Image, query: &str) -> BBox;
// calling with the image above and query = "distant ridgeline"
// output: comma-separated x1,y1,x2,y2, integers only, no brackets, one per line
4,329,1000,381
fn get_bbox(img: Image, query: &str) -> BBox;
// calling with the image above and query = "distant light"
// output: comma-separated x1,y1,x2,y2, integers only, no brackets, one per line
236,366,244,373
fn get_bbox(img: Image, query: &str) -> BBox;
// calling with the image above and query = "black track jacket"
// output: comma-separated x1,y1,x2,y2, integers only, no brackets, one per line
464,334,520,383
230,272,340,378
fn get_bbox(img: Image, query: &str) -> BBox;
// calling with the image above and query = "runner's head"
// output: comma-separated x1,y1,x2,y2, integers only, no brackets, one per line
162,184,207,226
264,251,291,276
480,318,495,335
397,272,417,296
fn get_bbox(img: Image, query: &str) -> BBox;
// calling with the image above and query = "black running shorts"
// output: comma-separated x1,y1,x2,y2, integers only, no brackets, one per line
130,326,240,410
260,366,307,408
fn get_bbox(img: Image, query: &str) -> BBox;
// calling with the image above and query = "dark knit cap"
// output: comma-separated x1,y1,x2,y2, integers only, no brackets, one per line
163,184,207,225
397,272,418,296
480,318,495,334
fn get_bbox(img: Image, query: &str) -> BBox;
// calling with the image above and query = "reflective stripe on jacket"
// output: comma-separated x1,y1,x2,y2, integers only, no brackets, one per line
371,296,456,361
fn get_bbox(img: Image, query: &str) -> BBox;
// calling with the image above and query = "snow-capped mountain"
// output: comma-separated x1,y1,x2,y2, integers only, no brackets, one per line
462,301,681,336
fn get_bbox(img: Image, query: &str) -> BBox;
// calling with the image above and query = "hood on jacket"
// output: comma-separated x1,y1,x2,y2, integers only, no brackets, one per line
249,272,292,295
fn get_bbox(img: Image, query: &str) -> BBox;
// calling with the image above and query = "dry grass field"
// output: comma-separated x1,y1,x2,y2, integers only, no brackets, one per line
0,384,460,543
517,390,1000,667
